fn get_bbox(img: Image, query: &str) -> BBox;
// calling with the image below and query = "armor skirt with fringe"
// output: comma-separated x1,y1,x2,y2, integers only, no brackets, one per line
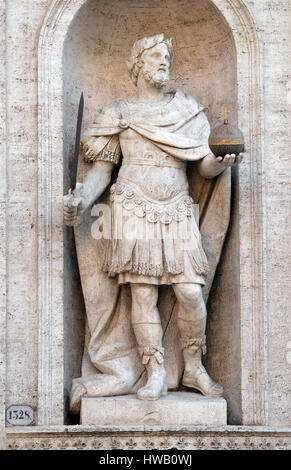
102,180,209,286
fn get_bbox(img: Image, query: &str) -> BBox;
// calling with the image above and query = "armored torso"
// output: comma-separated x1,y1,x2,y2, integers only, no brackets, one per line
118,127,188,201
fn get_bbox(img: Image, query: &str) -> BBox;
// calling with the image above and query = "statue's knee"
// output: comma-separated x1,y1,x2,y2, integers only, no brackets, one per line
131,284,160,324
175,283,202,309
131,284,157,309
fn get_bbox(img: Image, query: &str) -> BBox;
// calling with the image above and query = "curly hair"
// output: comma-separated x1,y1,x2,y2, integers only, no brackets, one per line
126,34,173,86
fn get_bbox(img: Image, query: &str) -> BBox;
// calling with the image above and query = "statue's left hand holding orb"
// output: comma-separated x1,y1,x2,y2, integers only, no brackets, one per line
215,153,244,167
63,182,83,227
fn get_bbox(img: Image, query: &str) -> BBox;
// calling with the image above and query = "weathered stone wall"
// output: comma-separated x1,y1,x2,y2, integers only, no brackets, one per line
1,0,51,426
209,0,291,425
1,0,291,436
255,0,291,426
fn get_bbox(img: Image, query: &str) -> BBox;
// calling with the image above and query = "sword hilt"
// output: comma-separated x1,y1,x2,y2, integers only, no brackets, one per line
66,188,81,209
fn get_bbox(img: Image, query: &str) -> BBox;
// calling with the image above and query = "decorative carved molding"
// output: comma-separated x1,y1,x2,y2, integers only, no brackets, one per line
5,426,291,450
37,0,266,426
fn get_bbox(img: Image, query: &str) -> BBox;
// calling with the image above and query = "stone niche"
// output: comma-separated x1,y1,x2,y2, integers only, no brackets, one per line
38,0,266,427
63,0,238,424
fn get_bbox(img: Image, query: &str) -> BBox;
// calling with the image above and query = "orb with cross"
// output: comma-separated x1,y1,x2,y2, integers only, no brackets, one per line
208,108,245,158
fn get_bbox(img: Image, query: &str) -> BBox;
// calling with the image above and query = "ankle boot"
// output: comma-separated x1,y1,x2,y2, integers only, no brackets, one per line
137,345,167,401
181,336,223,398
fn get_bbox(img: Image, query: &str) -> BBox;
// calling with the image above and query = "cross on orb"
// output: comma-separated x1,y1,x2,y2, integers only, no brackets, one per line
224,107,230,124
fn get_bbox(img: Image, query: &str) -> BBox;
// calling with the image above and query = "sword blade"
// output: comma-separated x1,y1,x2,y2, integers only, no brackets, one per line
69,92,84,190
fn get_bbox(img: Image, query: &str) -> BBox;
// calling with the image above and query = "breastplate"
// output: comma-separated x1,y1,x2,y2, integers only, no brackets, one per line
122,150,185,169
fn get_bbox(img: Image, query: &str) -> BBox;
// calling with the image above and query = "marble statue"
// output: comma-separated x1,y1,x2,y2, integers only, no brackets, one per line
63,34,243,414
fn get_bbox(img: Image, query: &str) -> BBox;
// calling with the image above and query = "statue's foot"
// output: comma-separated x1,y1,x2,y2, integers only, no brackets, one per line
182,364,223,398
137,362,167,401
137,379,167,401
70,381,87,415
70,374,132,414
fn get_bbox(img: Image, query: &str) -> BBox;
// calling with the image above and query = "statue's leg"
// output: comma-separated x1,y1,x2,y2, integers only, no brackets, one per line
173,283,223,398
131,283,167,401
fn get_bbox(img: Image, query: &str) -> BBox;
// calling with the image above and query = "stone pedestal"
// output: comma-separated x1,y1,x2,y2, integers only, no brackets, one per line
81,392,227,426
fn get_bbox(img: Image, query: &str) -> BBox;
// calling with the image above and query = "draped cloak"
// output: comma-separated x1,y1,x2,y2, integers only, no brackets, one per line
70,90,231,413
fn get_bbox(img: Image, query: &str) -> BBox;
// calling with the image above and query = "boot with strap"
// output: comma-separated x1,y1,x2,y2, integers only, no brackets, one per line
181,335,223,398
133,322,168,401
137,345,167,401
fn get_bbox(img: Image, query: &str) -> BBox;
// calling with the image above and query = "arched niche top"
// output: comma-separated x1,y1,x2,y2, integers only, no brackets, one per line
63,0,237,131
39,0,261,67
37,0,266,428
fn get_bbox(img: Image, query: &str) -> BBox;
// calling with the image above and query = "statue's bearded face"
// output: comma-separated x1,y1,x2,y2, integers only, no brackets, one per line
140,43,171,88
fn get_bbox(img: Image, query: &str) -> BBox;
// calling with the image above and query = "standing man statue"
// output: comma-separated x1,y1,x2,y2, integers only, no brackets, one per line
63,34,243,413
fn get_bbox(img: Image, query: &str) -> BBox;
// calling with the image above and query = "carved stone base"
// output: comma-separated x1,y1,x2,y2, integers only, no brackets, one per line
80,392,227,426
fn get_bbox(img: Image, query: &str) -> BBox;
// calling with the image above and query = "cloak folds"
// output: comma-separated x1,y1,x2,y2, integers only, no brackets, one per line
70,90,231,413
